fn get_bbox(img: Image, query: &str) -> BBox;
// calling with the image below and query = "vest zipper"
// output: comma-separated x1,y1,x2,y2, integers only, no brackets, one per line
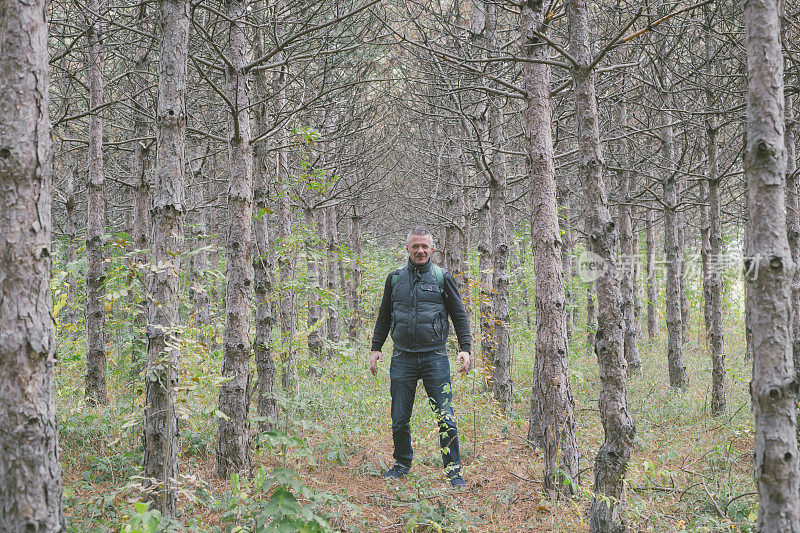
410,270,419,347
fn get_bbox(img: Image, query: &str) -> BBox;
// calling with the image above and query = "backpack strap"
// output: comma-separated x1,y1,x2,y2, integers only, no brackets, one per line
432,264,444,289
390,267,403,289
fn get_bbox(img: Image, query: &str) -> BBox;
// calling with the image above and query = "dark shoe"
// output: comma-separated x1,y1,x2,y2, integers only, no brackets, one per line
383,464,409,480
448,473,467,488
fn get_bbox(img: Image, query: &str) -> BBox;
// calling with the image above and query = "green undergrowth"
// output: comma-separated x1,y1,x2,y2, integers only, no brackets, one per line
53,234,760,532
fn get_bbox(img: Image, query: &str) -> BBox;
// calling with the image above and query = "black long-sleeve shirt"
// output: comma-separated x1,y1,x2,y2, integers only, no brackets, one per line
371,266,472,354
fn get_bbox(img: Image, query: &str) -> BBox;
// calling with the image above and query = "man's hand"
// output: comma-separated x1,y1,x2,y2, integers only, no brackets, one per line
456,351,470,373
370,351,383,375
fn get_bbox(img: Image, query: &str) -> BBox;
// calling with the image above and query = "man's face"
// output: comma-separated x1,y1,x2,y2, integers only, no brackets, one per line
406,234,433,266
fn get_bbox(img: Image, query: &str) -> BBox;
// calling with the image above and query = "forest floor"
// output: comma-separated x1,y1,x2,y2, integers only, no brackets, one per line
56,301,758,532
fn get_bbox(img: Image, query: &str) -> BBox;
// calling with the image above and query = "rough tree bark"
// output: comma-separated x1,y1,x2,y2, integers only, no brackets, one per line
632,223,643,339
701,22,725,416
0,0,65,526
661,91,689,389
272,0,296,393
744,0,800,528
585,214,597,354
513,240,533,330
65,169,78,334
567,1,635,530
615,98,642,374
305,207,324,363
216,0,254,477
252,2,277,431
557,182,573,340
645,206,659,340
335,208,347,341
485,0,512,411
188,151,211,348
254,206,278,430
586,279,596,352
130,0,151,374
142,0,188,515
785,97,800,389
469,0,495,389
348,208,364,342
325,206,341,354
445,138,467,303
477,197,495,388
457,154,472,315
84,0,108,405
701,122,725,416
444,192,460,280
745,229,755,362
522,0,579,495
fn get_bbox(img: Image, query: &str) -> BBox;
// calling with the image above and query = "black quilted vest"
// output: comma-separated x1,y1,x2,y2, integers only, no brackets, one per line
390,260,449,353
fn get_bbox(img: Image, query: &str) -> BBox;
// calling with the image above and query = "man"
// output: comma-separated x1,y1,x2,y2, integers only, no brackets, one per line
370,226,472,488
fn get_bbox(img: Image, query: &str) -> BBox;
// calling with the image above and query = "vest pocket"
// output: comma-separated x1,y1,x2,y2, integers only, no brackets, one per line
433,311,444,340
419,284,443,304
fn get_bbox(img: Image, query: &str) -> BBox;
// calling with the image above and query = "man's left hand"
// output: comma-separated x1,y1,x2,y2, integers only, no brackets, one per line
456,351,470,373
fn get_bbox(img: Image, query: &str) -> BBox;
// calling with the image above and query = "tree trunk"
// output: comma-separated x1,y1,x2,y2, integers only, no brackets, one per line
458,155,472,315
702,124,725,416
130,0,151,374
477,197,495,389
615,99,641,374
252,8,277,432
142,0,188,514
85,0,108,405
335,209,347,339
632,222,643,338
445,213,458,276
484,2,512,410
254,211,277,431
678,218,689,338
513,240,533,330
272,0,296,393
745,225,755,361
702,23,726,415
661,99,689,389
0,0,65,526
557,183,573,340
586,280,596,353
488,139,512,409
785,97,800,390
348,210,364,343
188,157,211,348
585,214,597,354
65,170,78,334
216,0,254,477
445,136,466,294
522,0,579,495
325,207,341,355
744,0,800,527
305,207,324,363
469,0,494,389
645,206,659,340
567,1,635,530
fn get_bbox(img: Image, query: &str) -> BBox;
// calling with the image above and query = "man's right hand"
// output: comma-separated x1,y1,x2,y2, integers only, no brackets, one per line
370,351,383,375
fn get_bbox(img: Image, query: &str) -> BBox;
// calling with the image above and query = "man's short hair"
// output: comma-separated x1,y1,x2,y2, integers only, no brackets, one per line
406,226,433,245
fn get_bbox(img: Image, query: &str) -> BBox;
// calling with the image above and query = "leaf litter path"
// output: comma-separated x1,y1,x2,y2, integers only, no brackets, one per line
228,423,590,532
314,437,586,531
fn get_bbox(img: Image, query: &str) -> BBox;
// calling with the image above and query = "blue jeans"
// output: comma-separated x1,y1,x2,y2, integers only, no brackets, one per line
389,349,461,476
